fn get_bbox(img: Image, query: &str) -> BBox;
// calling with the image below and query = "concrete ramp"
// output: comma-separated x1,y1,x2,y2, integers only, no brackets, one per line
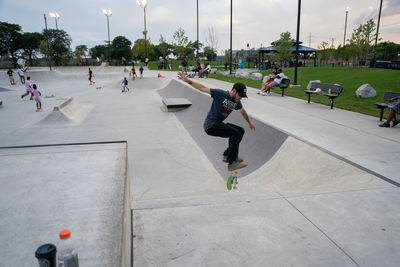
38,98,91,125
158,79,288,177
239,136,390,197
157,80,393,191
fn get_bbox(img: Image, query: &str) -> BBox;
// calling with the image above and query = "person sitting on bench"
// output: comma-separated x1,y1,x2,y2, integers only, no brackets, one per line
379,96,400,128
258,68,284,96
199,62,211,78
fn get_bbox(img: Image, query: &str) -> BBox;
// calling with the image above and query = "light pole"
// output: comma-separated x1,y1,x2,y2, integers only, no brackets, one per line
49,12,60,30
293,0,301,86
197,0,199,59
247,43,250,68
102,9,112,64
343,6,349,47
137,0,148,60
43,14,52,71
375,0,383,47
229,0,232,75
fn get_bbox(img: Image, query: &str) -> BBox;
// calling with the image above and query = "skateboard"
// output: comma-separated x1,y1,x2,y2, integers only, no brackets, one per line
227,171,238,190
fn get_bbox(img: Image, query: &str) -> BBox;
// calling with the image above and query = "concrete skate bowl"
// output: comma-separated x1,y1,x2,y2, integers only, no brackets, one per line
17,67,125,83
132,76,171,90
36,97,91,125
158,79,288,177
158,80,395,191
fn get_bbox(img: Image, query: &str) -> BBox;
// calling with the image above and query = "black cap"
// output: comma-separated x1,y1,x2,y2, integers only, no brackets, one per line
233,82,247,98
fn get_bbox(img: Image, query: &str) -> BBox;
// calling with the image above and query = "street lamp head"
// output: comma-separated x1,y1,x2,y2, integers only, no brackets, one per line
346,6,350,12
137,0,148,8
49,12,60,19
102,9,112,16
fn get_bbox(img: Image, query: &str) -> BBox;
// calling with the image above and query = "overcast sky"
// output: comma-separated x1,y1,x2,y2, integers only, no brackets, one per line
1,0,399,54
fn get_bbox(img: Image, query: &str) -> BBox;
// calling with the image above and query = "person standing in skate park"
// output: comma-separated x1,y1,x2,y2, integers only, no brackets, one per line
88,68,95,85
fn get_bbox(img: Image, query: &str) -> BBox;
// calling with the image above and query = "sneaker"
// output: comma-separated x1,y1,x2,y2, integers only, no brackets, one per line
227,161,247,171
379,122,390,128
222,156,243,163
257,91,260,94
260,91,269,96
392,120,399,128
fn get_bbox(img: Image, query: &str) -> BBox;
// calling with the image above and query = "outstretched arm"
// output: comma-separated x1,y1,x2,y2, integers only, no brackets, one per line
177,72,211,95
239,107,255,130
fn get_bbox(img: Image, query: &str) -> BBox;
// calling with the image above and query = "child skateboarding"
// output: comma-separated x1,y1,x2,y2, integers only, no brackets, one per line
122,77,130,92
139,65,144,79
177,72,255,171
131,66,137,80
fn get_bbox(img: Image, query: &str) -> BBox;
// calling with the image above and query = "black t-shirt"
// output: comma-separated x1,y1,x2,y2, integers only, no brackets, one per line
203,89,242,130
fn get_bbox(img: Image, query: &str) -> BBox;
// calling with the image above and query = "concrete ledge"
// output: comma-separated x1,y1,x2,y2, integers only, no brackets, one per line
0,142,131,266
162,98,192,111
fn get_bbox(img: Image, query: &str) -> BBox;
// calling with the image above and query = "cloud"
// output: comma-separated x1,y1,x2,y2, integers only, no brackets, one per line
353,0,400,25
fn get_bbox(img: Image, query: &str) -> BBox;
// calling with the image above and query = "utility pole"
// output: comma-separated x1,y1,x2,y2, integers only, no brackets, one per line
330,38,335,48
308,32,312,47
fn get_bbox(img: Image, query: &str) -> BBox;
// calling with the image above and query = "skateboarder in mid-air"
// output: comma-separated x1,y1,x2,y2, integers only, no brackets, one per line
178,72,255,171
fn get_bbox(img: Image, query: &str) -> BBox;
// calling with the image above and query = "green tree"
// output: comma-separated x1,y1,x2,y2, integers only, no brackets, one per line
132,38,154,60
318,41,330,64
0,22,23,67
188,40,203,59
172,27,189,59
74,45,88,60
203,46,217,61
349,18,377,63
20,32,42,66
375,41,400,61
271,31,293,66
111,36,133,60
89,45,107,59
40,29,72,66
153,35,173,59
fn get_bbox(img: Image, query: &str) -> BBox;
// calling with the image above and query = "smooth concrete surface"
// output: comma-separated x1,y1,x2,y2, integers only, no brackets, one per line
0,143,130,267
1,67,399,266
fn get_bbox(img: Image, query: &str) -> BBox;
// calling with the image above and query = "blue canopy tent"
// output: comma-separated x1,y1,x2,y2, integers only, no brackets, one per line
258,41,318,69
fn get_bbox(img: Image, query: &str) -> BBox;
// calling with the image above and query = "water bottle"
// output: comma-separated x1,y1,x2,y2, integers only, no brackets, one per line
58,229,79,267
328,89,331,94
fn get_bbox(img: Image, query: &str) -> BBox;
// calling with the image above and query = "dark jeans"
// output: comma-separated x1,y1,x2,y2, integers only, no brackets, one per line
205,122,245,164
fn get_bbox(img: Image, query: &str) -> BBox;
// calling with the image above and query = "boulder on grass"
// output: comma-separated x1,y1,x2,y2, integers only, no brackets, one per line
235,71,250,79
356,84,376,98
250,73,263,80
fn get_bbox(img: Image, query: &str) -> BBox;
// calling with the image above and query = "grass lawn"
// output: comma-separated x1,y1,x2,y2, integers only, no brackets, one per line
207,65,400,119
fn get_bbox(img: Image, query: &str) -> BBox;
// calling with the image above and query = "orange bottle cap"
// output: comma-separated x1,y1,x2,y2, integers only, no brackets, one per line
59,229,71,239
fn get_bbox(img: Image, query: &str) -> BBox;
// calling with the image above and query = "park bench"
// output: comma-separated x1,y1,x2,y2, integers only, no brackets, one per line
304,82,343,109
278,78,290,97
375,92,400,121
